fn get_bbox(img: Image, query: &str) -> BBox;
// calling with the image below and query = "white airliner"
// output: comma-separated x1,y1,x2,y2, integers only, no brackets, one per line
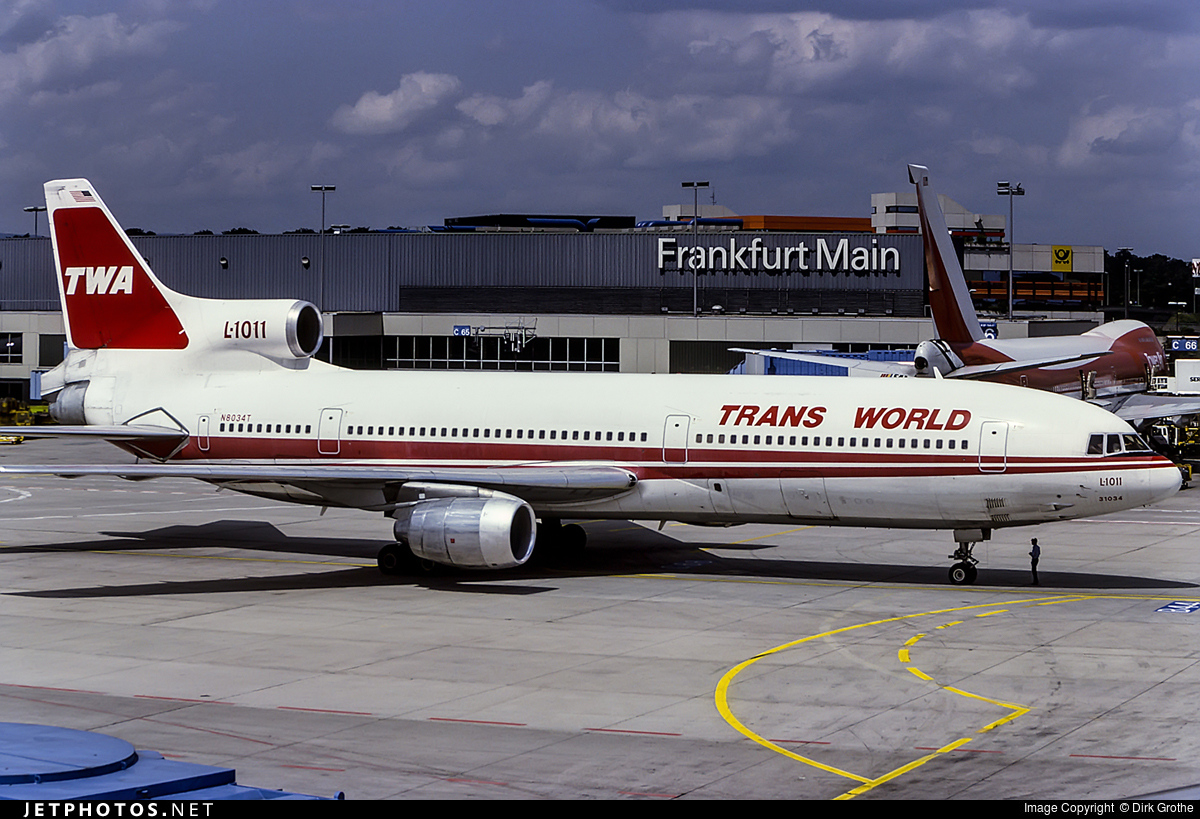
0,179,1182,585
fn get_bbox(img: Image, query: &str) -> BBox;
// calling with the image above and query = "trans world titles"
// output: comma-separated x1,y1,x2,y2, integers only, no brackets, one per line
657,236,902,277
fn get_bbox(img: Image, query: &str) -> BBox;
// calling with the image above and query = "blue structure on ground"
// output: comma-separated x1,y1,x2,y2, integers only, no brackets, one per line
0,723,342,801
730,348,915,376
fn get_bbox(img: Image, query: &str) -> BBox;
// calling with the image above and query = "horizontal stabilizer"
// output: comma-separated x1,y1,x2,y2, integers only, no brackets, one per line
944,350,1114,380
0,424,188,440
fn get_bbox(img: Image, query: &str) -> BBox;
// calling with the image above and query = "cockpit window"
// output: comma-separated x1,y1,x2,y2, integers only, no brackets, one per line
1122,433,1153,453
1089,432,1155,455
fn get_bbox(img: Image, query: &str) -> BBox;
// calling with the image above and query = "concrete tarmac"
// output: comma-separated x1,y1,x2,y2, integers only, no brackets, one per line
1,437,1199,800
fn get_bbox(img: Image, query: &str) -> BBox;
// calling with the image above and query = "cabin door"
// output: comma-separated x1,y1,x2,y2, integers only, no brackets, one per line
662,415,690,463
978,421,1008,473
318,408,343,455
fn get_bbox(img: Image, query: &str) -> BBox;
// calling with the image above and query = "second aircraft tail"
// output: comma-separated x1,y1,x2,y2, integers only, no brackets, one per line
908,164,984,343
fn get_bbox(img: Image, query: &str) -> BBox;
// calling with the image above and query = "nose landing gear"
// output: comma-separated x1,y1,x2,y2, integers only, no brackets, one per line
947,528,989,585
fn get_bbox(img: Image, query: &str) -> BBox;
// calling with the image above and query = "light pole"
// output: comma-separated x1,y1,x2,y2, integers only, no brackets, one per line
997,181,1024,321
23,205,46,237
310,185,336,310
681,181,709,316
1118,247,1133,320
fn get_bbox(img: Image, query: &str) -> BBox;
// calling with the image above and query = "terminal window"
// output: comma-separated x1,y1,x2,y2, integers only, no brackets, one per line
385,335,619,372
0,333,21,364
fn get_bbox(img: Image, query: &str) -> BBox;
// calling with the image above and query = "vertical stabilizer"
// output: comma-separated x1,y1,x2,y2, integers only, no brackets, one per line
908,165,984,343
45,179,189,350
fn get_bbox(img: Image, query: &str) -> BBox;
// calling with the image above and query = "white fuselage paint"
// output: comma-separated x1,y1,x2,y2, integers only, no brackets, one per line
70,346,1181,531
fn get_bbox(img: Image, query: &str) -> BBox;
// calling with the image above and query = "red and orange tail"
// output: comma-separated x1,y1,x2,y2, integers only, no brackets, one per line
46,179,189,351
908,165,984,344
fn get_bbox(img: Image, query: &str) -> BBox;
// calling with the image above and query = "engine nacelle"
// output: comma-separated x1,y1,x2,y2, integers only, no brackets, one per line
50,381,89,424
913,339,963,377
392,496,537,570
206,300,323,359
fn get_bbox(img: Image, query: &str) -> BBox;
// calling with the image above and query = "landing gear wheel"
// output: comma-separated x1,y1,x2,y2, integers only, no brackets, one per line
534,519,588,565
946,536,983,585
377,541,418,576
558,523,587,556
948,562,977,585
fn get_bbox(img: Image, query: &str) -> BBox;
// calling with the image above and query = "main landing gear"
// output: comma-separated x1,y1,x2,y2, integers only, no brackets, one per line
533,518,588,565
377,540,425,575
946,528,989,585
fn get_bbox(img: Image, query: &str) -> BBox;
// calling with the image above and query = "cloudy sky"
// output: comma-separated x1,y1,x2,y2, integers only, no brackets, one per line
2,1,1198,258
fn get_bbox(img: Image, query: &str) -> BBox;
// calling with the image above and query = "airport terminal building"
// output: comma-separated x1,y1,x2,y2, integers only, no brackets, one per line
0,191,1106,400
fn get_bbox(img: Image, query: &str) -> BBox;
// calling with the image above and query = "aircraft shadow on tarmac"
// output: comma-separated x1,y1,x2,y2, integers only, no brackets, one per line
7,518,1194,598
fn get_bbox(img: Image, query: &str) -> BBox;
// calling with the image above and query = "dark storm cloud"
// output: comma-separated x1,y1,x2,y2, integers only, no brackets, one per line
0,0,1197,260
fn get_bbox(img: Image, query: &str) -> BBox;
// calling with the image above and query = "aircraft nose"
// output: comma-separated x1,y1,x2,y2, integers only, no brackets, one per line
1147,459,1183,503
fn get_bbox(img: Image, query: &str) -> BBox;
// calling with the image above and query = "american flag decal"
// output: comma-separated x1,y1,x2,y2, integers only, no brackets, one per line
70,190,95,203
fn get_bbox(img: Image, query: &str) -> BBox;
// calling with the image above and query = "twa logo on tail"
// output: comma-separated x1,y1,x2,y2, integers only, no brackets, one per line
47,180,188,350
63,266,135,295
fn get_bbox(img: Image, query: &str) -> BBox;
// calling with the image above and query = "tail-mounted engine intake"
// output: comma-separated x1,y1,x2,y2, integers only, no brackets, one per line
392,495,537,570
913,339,963,377
50,381,89,424
209,300,323,360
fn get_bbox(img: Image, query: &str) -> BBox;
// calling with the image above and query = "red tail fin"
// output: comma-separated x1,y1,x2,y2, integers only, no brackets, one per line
908,165,984,343
46,179,189,350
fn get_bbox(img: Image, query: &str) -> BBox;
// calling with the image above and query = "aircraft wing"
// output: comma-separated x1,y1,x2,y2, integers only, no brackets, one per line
0,462,638,508
1101,392,1200,423
731,348,917,377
